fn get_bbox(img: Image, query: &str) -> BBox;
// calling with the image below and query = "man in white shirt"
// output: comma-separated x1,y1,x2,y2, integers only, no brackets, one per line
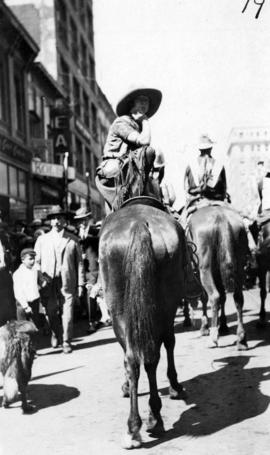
35,206,84,354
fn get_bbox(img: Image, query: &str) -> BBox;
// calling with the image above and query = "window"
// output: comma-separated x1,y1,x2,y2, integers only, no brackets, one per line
91,103,97,139
75,138,84,175
89,56,96,91
70,19,78,63
83,92,89,127
9,166,18,197
81,39,87,77
57,0,68,47
73,78,81,117
18,170,26,200
0,162,8,195
0,57,8,122
59,57,70,94
87,6,94,44
14,72,25,134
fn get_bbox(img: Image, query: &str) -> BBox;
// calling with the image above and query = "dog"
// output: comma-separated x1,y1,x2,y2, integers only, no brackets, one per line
0,320,38,413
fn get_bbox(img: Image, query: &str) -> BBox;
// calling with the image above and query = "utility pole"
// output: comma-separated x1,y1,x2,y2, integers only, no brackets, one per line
63,151,69,211
85,169,91,212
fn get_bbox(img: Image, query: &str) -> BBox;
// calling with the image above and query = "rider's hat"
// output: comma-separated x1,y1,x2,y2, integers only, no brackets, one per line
74,207,92,220
198,134,215,150
116,86,162,118
46,205,72,220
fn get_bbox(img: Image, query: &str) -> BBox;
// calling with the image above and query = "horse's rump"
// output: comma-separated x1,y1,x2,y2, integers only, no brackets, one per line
99,204,186,358
189,205,247,291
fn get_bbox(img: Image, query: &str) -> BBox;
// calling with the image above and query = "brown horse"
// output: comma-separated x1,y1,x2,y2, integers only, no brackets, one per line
187,204,249,349
99,197,187,448
256,220,270,325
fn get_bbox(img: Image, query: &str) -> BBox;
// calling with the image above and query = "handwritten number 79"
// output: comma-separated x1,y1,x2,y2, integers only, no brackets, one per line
242,0,265,19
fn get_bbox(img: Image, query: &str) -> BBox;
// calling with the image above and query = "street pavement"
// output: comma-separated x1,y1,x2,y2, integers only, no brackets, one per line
0,288,270,455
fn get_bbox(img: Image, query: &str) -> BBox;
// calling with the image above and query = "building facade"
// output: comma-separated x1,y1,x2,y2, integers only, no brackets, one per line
0,1,39,222
227,126,270,216
5,0,115,220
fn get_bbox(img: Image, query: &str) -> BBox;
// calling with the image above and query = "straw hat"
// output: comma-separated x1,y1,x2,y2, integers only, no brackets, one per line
74,207,92,220
116,86,162,118
46,205,71,220
198,134,215,150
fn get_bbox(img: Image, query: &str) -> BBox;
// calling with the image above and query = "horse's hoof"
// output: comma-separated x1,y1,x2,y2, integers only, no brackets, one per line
237,338,248,351
22,403,36,414
122,382,130,398
207,338,218,348
121,432,142,449
219,324,230,336
200,327,210,336
146,415,165,435
169,385,187,400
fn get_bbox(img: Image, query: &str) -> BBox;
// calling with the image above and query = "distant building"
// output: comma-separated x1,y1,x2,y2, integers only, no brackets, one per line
5,0,115,219
227,127,270,216
0,1,39,222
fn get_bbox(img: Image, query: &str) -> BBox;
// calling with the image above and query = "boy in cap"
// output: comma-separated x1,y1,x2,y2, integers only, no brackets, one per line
13,248,42,327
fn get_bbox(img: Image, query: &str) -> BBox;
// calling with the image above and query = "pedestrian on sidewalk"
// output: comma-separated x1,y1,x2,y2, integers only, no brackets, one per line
13,248,43,328
34,206,84,354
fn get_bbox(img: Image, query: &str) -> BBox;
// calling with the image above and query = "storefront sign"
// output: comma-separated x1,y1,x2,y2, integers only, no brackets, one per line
0,133,32,164
32,159,75,180
52,128,70,156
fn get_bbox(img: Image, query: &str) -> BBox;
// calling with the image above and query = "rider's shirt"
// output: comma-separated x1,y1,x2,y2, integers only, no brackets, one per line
184,155,227,201
103,115,141,158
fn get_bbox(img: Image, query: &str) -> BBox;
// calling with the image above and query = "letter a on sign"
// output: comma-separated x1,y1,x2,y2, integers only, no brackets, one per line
55,134,67,147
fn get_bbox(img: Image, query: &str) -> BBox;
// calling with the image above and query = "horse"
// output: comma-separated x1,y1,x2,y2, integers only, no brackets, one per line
0,232,16,326
187,204,249,349
256,219,270,325
98,197,187,448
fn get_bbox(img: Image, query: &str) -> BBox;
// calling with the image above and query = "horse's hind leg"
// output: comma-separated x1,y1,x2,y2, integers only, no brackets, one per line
121,353,142,449
234,288,248,350
218,288,230,335
145,355,164,435
164,332,186,399
200,270,219,347
200,289,209,336
258,267,267,326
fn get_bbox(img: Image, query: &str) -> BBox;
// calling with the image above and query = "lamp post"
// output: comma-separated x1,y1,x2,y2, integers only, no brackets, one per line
63,151,69,211
85,169,91,212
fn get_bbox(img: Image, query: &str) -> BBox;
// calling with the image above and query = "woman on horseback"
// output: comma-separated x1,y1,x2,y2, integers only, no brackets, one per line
96,86,162,209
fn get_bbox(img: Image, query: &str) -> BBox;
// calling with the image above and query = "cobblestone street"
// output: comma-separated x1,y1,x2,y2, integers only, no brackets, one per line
1,288,270,455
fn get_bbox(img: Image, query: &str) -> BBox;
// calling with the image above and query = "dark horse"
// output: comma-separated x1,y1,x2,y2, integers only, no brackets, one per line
0,233,16,326
187,204,249,349
256,219,270,325
99,198,187,448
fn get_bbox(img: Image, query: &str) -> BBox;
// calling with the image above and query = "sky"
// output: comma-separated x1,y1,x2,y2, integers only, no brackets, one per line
93,0,270,204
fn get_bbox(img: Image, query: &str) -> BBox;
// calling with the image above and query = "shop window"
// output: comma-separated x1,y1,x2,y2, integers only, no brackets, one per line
9,166,18,197
18,170,26,200
14,71,25,134
0,162,8,195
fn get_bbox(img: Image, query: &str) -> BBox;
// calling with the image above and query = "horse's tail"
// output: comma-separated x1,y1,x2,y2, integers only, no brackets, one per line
215,215,237,292
123,221,157,363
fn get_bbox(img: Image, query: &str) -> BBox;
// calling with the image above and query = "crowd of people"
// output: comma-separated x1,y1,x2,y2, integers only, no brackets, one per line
0,206,111,354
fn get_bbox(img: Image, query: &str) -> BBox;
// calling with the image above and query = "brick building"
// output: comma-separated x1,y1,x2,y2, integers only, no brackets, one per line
4,0,115,220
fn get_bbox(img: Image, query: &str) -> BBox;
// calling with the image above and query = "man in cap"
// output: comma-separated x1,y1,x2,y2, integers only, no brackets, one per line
96,86,162,210
74,207,100,333
34,206,84,353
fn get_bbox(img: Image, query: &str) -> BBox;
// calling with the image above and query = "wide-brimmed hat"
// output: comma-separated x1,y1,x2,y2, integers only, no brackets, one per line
74,207,92,220
46,205,71,220
198,134,215,150
116,86,162,118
